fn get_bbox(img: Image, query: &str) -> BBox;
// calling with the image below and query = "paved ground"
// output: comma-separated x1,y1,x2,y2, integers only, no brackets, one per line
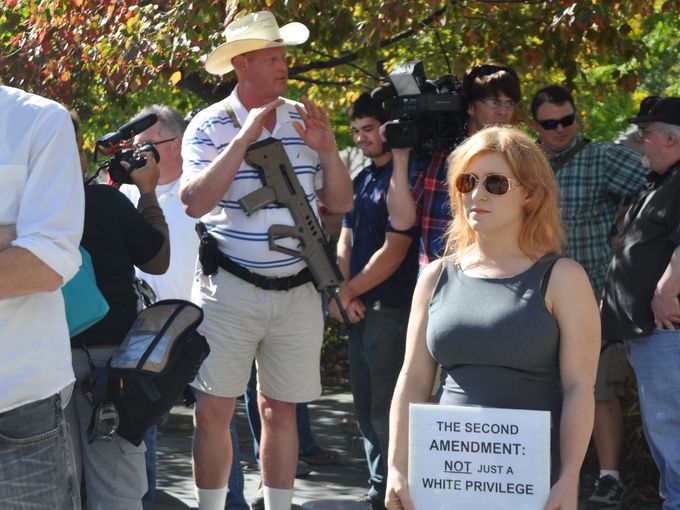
150,383,596,510
151,384,372,510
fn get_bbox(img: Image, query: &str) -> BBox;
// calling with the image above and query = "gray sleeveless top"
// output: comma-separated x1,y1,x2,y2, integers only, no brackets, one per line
427,254,562,473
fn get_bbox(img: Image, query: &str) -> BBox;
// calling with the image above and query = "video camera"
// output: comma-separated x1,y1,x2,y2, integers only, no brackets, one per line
91,114,160,185
371,60,466,154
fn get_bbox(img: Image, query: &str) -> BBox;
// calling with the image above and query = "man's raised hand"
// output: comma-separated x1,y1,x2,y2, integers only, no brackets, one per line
293,96,337,154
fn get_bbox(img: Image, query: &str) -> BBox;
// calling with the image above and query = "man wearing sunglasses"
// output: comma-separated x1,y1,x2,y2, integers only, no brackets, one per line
601,96,680,510
118,104,200,510
531,85,648,510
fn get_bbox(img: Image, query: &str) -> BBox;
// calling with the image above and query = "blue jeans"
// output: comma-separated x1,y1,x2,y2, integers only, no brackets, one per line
626,329,680,510
0,393,80,509
141,426,156,510
348,307,408,501
244,363,319,461
226,418,249,510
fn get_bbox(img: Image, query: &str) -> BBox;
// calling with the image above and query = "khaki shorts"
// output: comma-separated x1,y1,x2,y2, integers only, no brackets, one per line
594,341,628,401
190,269,323,403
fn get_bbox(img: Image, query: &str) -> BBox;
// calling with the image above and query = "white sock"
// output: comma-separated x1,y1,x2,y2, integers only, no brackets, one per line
194,485,227,510
263,485,294,510
600,469,620,481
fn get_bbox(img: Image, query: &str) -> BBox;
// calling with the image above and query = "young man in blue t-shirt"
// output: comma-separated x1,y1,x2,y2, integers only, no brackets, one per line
329,93,419,510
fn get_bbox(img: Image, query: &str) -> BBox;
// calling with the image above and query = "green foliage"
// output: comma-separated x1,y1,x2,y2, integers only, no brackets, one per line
321,319,349,383
574,8,680,141
639,10,680,96
3,1,679,147
73,81,207,169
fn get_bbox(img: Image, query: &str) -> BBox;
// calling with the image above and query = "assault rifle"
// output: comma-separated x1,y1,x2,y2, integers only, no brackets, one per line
239,138,350,323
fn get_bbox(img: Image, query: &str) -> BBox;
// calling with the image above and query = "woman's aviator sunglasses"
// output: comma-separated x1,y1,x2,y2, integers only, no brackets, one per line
536,114,576,131
455,173,522,195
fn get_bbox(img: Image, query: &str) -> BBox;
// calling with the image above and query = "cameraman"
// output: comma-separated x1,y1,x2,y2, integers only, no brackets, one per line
66,112,169,510
388,63,521,266
462,63,521,135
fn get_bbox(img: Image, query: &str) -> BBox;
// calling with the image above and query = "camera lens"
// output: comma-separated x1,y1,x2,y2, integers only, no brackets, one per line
386,121,419,149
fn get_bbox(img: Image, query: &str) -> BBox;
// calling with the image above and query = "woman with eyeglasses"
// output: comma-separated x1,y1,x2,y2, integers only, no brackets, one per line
385,126,600,510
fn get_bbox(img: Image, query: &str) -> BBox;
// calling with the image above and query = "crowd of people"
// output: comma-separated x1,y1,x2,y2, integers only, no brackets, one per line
1,8,679,510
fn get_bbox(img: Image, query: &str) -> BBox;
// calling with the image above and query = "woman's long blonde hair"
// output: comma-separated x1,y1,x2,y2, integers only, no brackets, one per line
443,126,564,262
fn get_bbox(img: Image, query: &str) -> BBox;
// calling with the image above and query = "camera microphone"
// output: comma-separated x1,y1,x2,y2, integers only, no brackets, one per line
97,113,158,148
118,113,158,140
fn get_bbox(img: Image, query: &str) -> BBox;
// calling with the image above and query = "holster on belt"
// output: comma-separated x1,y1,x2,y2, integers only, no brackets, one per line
195,222,220,276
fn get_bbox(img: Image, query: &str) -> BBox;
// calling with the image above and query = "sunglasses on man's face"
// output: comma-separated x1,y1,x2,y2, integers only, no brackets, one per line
535,114,576,131
455,173,522,195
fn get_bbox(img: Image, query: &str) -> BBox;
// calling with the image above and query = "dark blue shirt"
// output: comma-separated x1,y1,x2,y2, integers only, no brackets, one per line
343,160,419,309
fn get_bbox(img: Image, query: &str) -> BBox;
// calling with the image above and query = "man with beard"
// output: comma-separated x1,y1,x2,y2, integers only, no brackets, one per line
601,97,680,509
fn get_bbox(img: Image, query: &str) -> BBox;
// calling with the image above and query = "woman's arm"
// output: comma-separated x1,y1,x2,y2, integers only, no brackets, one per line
543,258,600,510
385,259,442,510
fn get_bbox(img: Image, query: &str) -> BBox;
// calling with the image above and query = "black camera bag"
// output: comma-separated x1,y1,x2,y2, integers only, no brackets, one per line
106,299,210,445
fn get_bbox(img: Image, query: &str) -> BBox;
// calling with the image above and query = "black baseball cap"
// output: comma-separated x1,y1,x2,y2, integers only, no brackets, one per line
629,97,680,126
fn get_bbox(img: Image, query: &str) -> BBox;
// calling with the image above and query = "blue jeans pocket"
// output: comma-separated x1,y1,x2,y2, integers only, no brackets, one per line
0,395,60,440
0,396,80,509
0,421,63,445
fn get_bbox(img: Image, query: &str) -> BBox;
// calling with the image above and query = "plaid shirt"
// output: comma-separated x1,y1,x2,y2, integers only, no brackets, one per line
548,136,647,292
409,150,452,268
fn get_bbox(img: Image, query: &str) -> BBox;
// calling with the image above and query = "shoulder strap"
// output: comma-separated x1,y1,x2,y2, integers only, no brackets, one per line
540,256,561,298
222,96,242,129
552,138,590,174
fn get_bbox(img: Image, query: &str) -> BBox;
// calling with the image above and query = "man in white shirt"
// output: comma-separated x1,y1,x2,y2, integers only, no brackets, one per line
119,104,199,510
120,105,198,301
0,85,84,508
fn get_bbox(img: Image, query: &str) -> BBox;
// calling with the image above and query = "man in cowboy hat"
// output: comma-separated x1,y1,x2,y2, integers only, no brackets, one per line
180,10,353,510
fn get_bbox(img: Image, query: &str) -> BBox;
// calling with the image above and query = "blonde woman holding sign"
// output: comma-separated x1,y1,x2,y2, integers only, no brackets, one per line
386,126,599,510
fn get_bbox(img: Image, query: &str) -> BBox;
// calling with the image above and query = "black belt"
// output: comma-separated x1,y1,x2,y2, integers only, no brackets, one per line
218,254,313,291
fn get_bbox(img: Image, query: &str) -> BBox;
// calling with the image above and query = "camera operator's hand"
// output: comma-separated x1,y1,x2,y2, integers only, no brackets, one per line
383,128,417,231
380,121,412,160
128,151,160,194
379,121,390,144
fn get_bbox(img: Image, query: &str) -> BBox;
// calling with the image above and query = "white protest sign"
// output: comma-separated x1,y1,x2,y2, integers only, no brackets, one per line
408,403,551,510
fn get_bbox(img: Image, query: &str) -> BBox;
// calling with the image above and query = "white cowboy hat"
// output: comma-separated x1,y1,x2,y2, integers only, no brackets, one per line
204,11,309,76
